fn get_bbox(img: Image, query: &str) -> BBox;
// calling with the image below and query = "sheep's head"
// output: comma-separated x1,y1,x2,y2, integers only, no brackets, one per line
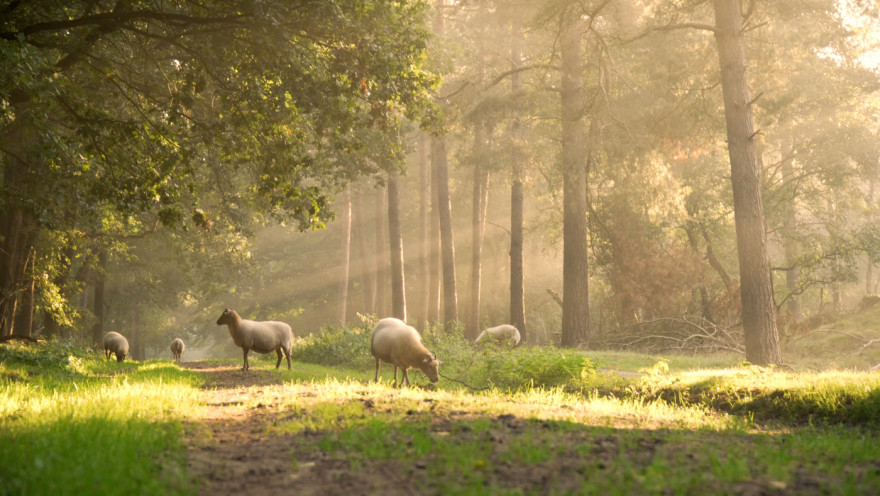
116,352,126,363
420,351,441,383
216,308,236,326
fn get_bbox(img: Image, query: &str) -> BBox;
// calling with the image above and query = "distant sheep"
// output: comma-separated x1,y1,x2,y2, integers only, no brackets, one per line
170,338,185,362
475,324,521,348
370,317,440,386
102,332,130,362
216,308,293,371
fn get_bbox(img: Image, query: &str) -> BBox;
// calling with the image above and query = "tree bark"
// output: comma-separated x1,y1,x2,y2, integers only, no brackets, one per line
509,19,527,342
712,0,781,364
560,11,590,348
432,136,458,329
388,172,407,321
780,137,802,320
467,123,489,340
374,185,388,317
428,189,442,324
354,187,376,314
419,134,431,330
338,186,352,325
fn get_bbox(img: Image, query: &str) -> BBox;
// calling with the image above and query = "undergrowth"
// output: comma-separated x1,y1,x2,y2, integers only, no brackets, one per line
290,323,600,393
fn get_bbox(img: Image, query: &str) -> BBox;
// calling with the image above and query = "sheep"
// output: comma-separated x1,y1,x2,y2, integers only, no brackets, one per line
170,338,185,362
474,324,521,348
216,308,293,372
102,331,130,363
370,317,441,386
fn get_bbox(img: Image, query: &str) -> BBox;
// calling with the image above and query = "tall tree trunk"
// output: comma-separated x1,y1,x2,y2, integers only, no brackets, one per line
428,192,442,324
338,186,352,325
431,0,457,330
388,172,407,321
419,134,431,330
560,11,590,348
354,187,376,315
91,249,108,345
0,209,24,336
509,19,527,342
432,136,458,329
713,0,780,365
467,123,489,340
780,137,802,320
374,186,388,317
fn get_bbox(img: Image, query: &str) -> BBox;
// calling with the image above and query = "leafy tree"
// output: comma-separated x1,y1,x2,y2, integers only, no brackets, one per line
0,0,437,340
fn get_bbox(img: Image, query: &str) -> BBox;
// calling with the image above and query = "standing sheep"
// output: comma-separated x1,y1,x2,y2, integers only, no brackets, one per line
102,331,130,362
371,317,441,386
216,308,293,371
170,338,185,362
475,324,521,348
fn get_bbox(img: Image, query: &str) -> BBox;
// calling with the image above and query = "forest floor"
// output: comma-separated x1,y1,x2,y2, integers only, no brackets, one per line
183,362,433,496
180,362,651,496
177,361,880,496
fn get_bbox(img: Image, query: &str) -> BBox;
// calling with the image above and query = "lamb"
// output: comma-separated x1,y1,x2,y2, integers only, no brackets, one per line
170,338,185,362
216,308,293,371
370,317,441,386
474,324,521,348
102,331,130,362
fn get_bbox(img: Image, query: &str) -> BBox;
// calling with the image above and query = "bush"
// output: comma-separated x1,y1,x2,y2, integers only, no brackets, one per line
290,325,374,370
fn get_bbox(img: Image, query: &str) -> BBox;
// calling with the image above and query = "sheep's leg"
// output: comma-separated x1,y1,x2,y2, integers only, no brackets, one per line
284,347,292,370
274,348,282,369
402,369,410,387
393,366,399,386
242,348,249,371
375,359,381,382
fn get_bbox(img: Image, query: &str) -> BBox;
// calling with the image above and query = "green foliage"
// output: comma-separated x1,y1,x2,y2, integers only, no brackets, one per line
0,340,200,496
290,325,374,370
478,347,597,392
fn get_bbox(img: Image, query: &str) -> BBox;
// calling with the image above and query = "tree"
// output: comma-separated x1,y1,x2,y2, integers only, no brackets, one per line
431,0,458,330
388,172,407,321
560,7,590,347
0,0,436,338
338,187,352,325
712,0,780,364
509,16,527,343
467,121,490,341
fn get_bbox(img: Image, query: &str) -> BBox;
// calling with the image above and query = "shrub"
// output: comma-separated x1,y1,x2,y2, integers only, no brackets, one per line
290,325,374,370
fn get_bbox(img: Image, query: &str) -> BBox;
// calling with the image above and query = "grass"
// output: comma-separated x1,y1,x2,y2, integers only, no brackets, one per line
7,305,880,495
0,341,202,496
240,370,880,494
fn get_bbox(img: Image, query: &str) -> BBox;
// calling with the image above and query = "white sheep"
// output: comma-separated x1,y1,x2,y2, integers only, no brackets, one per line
216,308,293,371
102,331,130,362
370,317,441,386
474,324,521,348
170,338,185,362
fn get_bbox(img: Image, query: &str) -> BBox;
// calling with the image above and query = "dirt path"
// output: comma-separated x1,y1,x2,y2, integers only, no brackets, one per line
182,362,296,496
182,362,412,496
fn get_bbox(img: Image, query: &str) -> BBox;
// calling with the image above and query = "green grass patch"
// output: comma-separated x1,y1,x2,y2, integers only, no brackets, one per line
0,340,201,496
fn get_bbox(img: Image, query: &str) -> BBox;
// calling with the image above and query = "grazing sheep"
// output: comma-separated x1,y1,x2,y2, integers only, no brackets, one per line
102,332,130,363
170,338,185,362
474,324,521,348
216,308,293,371
370,317,441,386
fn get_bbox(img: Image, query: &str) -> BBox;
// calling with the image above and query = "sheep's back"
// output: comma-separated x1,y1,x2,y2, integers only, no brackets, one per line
238,320,292,353
103,332,129,353
371,318,422,363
